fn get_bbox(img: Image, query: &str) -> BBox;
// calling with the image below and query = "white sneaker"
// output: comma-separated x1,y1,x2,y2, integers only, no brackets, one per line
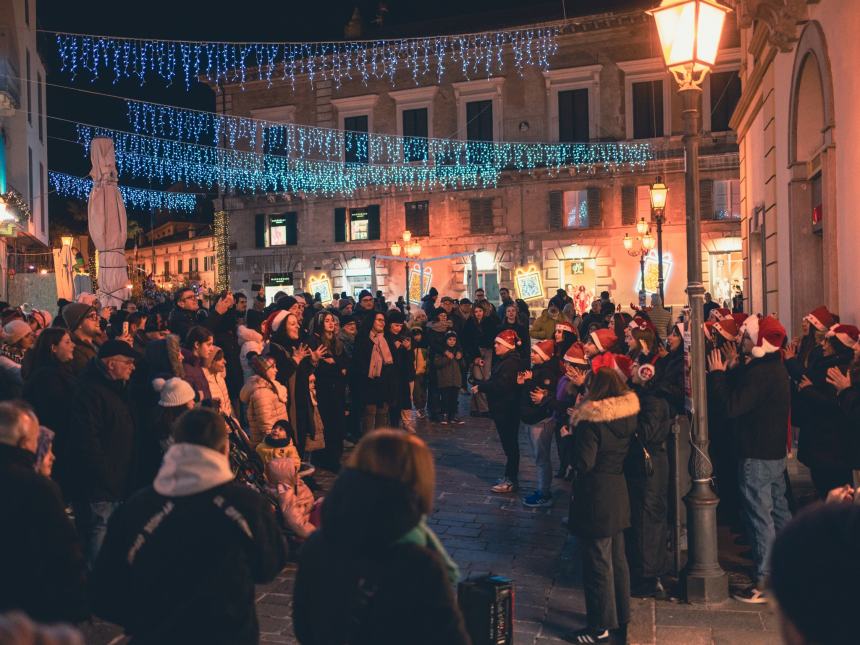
490,478,518,494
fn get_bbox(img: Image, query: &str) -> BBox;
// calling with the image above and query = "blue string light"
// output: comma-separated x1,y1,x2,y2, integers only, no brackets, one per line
123,100,653,173
48,171,200,212
53,25,561,89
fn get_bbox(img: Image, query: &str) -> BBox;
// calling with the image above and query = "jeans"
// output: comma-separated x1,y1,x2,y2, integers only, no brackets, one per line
493,413,520,483
362,403,389,434
73,500,120,569
581,531,631,631
526,418,554,495
737,457,792,585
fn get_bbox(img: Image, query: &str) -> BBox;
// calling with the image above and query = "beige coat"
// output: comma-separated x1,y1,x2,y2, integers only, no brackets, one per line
239,375,289,447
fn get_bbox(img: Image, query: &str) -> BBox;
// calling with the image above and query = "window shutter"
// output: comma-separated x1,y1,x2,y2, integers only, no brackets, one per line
587,187,602,227
548,190,563,230
621,185,636,225
367,205,381,240
469,198,494,234
254,214,266,248
699,179,714,220
334,207,346,242
285,211,298,246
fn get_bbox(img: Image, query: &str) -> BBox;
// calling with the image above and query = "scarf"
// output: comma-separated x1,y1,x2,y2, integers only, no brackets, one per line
396,516,460,585
368,330,393,378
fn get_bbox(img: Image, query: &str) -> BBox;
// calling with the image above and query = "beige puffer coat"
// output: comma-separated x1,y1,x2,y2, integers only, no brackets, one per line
239,375,289,447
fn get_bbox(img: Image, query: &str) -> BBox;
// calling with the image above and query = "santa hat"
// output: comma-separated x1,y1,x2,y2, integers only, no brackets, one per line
713,317,740,342
750,316,786,358
629,316,656,334
591,352,633,380
554,321,575,335
804,306,837,332
563,342,588,366
702,321,716,342
589,328,617,353
531,339,555,362
494,329,520,350
262,310,288,341
740,314,761,345
710,307,732,321
731,312,748,328
826,324,860,350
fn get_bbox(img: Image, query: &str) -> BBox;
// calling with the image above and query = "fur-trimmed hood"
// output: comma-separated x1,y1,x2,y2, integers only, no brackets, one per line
571,390,640,426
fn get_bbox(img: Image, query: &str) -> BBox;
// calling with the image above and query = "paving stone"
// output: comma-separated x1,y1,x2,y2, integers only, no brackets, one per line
654,625,712,644
656,606,766,630
712,628,783,644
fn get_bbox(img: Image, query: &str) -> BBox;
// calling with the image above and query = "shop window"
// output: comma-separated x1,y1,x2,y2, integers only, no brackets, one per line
264,273,294,305
709,251,743,307
632,80,664,139
405,200,430,237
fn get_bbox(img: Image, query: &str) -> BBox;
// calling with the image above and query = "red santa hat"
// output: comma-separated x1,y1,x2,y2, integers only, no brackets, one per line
262,310,288,341
703,321,716,342
740,314,761,345
713,317,740,342
731,312,748,328
494,329,520,350
554,321,575,335
591,352,635,381
563,342,588,366
711,307,732,321
750,316,786,358
531,339,556,362
629,316,656,333
589,328,617,353
804,306,837,332
826,324,860,350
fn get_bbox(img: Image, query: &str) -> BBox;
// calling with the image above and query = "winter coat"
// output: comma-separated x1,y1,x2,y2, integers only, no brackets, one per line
391,339,416,408
238,325,264,383
167,304,224,343
67,359,137,502
240,375,289,448
181,348,212,402
0,444,88,624
293,469,469,645
529,309,570,340
477,350,522,419
90,443,287,645
69,334,97,376
519,361,559,424
351,331,397,407
256,439,300,470
22,360,77,496
710,353,790,460
461,316,498,364
209,307,243,399
268,464,316,539
568,390,640,538
205,368,234,417
433,349,464,389
654,347,685,416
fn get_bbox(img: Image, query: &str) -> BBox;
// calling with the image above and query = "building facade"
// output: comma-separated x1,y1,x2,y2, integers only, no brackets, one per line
0,0,49,300
128,221,218,294
219,8,742,313
730,0,859,333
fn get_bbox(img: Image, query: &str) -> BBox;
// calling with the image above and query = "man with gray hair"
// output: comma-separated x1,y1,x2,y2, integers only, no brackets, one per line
0,401,87,623
648,294,672,341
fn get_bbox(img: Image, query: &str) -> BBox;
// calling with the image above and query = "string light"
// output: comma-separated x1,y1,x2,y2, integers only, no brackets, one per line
0,190,32,224
48,172,199,212
124,100,653,172
213,210,229,292
52,25,560,89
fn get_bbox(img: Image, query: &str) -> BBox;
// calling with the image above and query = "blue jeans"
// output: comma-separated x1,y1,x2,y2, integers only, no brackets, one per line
526,418,555,495
737,458,792,585
73,500,120,569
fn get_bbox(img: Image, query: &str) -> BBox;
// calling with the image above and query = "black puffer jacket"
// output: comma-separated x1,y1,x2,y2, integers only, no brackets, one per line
477,350,522,419
519,361,558,424
569,390,640,538
293,469,469,645
0,444,88,624
654,347,685,416
709,353,790,461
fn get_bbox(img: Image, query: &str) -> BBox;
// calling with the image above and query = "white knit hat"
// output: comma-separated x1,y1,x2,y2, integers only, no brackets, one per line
153,377,196,407
3,319,32,345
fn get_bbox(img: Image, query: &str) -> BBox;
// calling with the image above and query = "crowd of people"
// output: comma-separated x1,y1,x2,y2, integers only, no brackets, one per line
0,281,857,644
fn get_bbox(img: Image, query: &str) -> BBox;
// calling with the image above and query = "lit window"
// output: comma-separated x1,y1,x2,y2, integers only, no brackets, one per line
350,212,369,241
713,179,741,220
562,190,589,229
269,215,287,246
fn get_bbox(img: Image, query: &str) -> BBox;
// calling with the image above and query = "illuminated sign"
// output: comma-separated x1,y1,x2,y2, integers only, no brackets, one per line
408,266,432,304
634,250,673,295
307,273,333,305
514,265,544,301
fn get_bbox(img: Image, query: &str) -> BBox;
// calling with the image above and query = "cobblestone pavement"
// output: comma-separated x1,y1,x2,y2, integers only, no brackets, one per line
81,403,797,644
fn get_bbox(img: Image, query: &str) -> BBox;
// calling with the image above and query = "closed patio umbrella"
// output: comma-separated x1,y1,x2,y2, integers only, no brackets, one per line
87,137,129,307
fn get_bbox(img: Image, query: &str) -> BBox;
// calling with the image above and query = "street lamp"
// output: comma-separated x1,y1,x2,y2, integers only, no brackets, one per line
624,229,655,307
391,230,421,310
648,0,731,603
649,176,669,303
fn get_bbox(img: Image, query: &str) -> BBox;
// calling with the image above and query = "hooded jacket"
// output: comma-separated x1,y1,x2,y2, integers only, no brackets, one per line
529,308,570,340
90,443,287,645
569,390,640,538
237,325,264,383
240,375,289,448
293,469,469,645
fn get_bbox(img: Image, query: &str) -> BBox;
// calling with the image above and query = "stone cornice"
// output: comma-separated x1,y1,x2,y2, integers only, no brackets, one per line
729,0,810,52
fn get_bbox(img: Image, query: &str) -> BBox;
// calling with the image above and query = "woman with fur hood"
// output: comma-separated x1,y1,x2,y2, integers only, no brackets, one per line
240,354,289,448
567,358,640,645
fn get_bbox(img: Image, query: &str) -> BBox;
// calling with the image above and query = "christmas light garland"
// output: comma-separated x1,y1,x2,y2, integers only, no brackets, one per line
1,189,32,224
125,99,653,172
52,25,560,90
213,210,229,292
48,171,200,212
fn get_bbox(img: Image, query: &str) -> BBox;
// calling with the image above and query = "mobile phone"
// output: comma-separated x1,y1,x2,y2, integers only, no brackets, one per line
122,321,129,336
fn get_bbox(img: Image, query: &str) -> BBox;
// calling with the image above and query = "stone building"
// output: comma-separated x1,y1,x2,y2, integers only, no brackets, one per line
218,6,742,313
729,0,859,332
127,221,219,294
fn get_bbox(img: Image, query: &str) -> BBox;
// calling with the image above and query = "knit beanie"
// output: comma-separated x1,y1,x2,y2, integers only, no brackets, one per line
61,302,94,331
153,377,196,407
2,319,31,345
275,295,298,312
386,309,406,325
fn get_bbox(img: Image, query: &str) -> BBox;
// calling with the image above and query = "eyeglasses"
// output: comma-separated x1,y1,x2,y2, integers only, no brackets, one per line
181,295,197,301
85,313,99,320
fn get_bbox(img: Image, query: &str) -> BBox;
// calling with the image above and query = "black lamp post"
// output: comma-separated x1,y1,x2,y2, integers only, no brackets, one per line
649,176,669,304
623,228,656,307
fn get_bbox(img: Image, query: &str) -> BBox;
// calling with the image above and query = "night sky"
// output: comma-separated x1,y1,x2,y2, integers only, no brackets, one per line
37,0,650,229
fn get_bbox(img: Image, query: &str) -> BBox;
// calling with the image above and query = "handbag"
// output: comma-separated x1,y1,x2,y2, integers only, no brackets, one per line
633,432,655,477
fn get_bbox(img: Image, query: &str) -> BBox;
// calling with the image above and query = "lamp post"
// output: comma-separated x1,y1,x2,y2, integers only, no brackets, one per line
390,230,421,312
648,0,730,603
624,227,656,307
649,176,669,303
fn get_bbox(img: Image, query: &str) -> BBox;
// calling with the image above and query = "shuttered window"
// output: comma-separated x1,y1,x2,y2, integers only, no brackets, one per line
548,191,563,230
632,80,664,139
558,88,589,143
700,179,715,220
469,198,494,234
405,200,430,237
621,185,636,226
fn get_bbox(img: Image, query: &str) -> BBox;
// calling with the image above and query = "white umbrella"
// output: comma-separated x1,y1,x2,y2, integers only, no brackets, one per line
87,138,129,307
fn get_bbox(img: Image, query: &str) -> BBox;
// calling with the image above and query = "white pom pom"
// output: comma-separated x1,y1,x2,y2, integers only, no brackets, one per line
152,377,167,392
751,346,765,359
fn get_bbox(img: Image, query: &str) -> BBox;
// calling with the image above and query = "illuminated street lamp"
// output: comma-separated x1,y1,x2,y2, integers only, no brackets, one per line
624,229,655,306
649,176,669,302
648,0,731,603
391,230,422,309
